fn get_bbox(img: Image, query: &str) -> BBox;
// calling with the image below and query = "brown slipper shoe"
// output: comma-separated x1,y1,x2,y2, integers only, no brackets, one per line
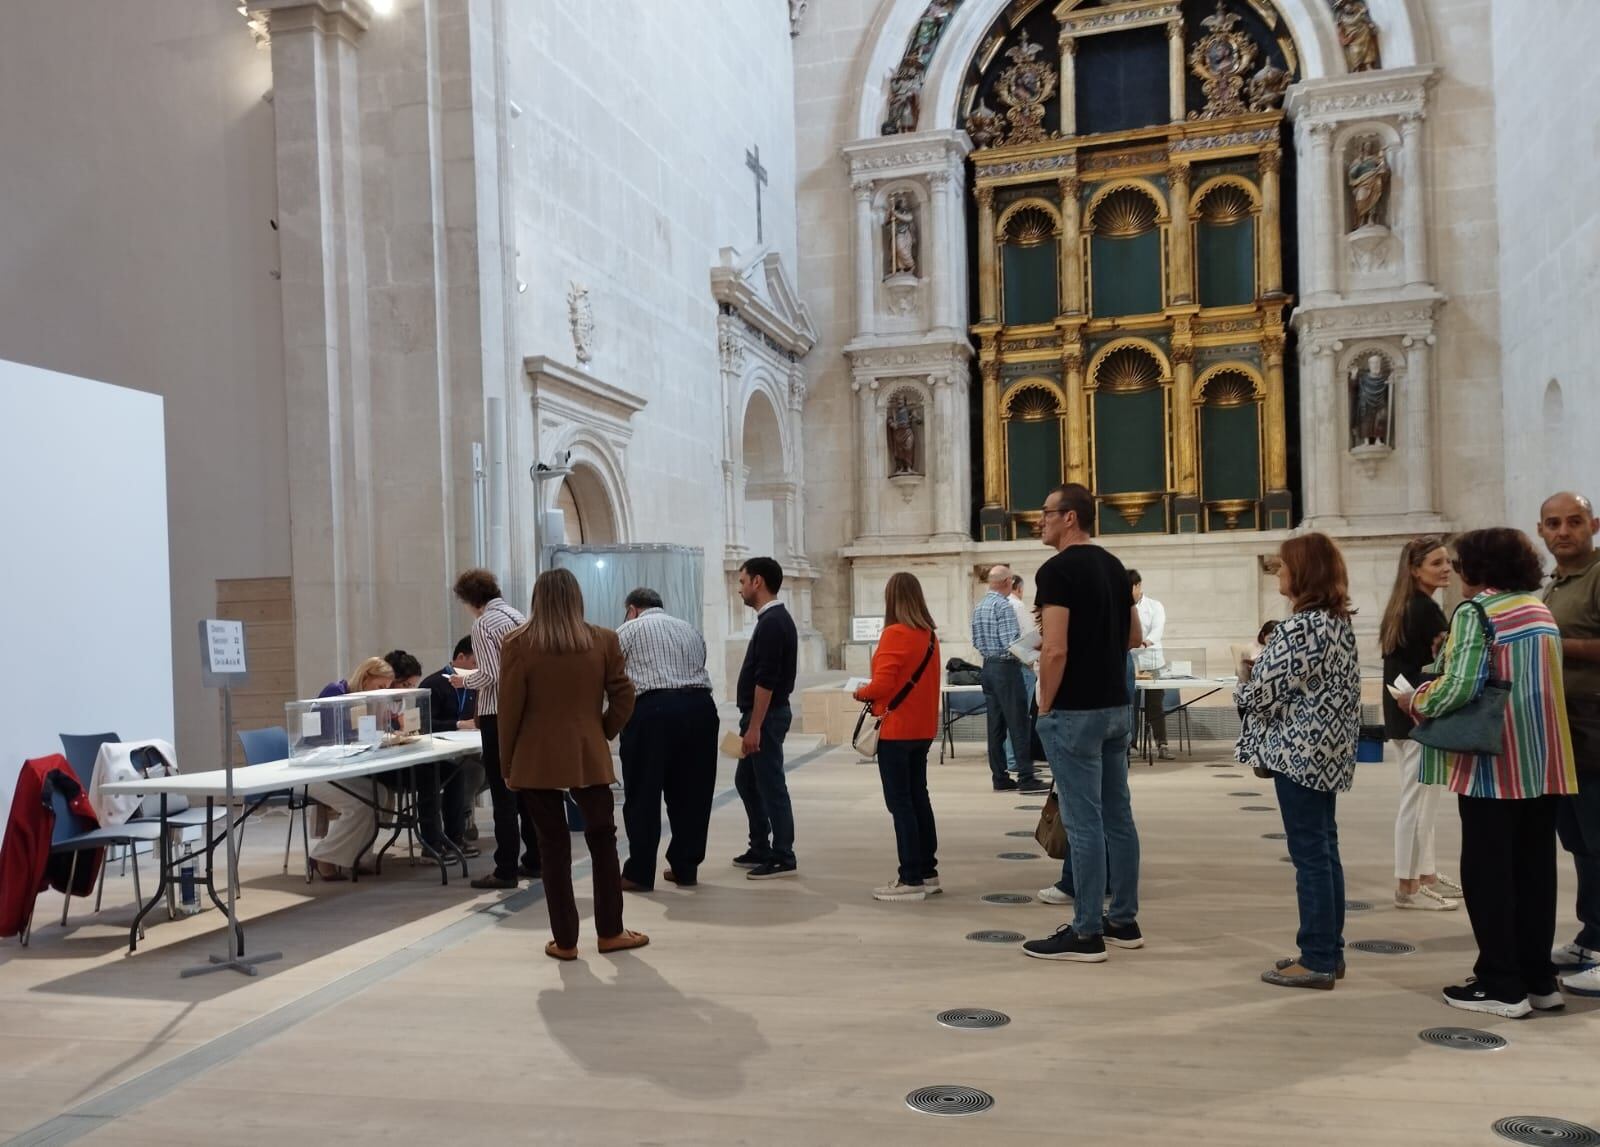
544,941,578,961
598,930,650,954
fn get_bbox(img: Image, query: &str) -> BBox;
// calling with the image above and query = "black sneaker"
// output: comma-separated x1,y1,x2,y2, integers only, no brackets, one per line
992,777,1020,792
1102,916,1144,949
517,861,542,880
1022,925,1107,963
746,861,799,880
1017,778,1052,794
732,850,767,868
1441,982,1532,1019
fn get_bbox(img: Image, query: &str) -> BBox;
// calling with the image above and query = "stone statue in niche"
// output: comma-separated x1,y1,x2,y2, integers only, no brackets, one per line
1348,351,1394,448
567,282,594,365
1347,137,1391,231
884,61,922,135
1334,0,1382,73
885,192,919,279
886,393,924,476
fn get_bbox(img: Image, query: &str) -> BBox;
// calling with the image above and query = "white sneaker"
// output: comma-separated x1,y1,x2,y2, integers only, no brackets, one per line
1552,942,1600,969
1396,889,1457,911
873,880,927,902
1530,988,1566,1011
922,877,943,895
1560,965,1600,997
1427,874,1464,898
1037,885,1073,905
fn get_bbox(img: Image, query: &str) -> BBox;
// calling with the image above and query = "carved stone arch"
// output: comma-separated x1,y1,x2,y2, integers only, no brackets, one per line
1338,341,1401,382
996,196,1064,241
540,425,634,544
1190,174,1265,217
739,367,796,475
877,376,934,411
1001,375,1068,416
1086,338,1172,391
1084,179,1170,232
1194,362,1268,404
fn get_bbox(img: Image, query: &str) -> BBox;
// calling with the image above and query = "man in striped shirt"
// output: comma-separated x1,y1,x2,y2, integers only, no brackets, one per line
451,569,540,890
616,588,719,891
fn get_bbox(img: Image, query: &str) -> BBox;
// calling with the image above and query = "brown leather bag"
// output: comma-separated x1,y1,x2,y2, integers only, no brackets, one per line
1034,789,1068,859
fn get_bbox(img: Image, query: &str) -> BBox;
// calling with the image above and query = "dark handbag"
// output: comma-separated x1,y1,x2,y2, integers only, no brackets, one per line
1410,601,1510,756
1034,789,1068,859
852,633,938,757
946,656,981,686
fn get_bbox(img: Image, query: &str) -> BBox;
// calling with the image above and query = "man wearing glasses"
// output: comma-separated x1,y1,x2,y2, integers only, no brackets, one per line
972,564,1048,794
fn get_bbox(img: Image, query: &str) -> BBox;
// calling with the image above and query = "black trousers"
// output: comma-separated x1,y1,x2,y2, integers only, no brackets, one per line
619,689,719,886
1458,793,1559,999
479,715,539,879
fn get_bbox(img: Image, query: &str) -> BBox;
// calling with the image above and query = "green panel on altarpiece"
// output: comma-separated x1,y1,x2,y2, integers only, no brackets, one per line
1089,231,1161,317
1093,388,1164,493
1007,418,1062,514
1002,243,1058,326
1197,218,1255,308
1200,403,1262,502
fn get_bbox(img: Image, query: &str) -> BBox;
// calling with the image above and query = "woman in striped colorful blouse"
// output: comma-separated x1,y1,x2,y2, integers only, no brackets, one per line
1403,528,1577,1018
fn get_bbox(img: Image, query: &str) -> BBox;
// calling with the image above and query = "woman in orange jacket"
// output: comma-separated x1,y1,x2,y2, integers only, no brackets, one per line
854,572,942,902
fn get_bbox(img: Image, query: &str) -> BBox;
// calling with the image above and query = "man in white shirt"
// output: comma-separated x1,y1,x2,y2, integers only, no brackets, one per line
1005,573,1039,774
1130,570,1172,760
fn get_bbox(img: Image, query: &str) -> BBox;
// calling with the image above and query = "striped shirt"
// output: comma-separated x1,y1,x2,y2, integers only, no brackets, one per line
1413,591,1576,798
461,597,526,716
971,591,1020,659
616,608,713,693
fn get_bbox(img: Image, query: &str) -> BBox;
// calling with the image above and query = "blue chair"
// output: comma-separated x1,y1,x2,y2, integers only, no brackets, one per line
24,772,164,944
59,732,119,779
238,726,310,875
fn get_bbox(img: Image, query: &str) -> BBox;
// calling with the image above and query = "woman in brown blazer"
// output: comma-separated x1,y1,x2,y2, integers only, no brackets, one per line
499,567,646,960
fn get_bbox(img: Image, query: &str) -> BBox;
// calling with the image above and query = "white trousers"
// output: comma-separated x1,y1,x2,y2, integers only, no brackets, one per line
307,778,388,869
1393,739,1443,880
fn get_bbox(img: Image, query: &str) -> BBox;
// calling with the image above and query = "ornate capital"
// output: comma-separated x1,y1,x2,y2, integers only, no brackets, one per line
1170,342,1195,366
1167,162,1191,188
1399,110,1426,130
1062,345,1085,372
1261,332,1286,362
976,185,996,210
1258,148,1282,175
851,177,874,202
928,168,951,189
255,0,372,44
981,359,1000,385
1058,175,1081,200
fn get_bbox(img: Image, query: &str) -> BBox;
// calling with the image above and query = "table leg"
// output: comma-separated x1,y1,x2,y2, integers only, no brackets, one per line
128,794,172,954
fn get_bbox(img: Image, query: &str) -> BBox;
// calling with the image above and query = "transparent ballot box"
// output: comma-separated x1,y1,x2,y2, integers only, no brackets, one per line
286,688,431,763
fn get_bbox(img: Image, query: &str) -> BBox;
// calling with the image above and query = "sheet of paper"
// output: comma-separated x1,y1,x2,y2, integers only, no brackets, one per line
843,677,869,692
1387,672,1414,699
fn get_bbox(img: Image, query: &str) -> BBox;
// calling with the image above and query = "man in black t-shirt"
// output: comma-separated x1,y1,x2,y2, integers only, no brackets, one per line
1022,483,1146,965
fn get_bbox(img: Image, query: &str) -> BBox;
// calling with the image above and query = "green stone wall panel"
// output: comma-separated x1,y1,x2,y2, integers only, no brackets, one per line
1093,387,1165,493
1006,417,1062,513
1200,402,1262,501
1002,242,1059,326
1089,231,1162,317
1196,218,1255,308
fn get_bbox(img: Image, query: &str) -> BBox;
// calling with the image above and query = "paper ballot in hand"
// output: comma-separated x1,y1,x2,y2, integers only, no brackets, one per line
1386,672,1414,700
1009,628,1043,665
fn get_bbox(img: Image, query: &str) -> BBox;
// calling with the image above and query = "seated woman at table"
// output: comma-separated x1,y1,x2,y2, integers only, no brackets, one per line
308,656,395,880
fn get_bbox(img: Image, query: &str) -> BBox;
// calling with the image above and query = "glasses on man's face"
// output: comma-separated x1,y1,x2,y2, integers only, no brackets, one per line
1039,507,1068,519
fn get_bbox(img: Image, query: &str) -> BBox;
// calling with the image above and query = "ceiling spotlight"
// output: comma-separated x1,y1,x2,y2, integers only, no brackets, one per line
369,0,396,15
517,280,528,294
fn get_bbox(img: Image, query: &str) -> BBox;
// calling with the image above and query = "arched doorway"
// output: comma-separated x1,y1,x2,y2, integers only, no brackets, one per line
740,389,788,559
554,464,618,546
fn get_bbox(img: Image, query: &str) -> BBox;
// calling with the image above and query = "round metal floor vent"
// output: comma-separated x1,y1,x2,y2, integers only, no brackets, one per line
936,1008,1011,1030
1262,832,1287,840
1213,772,1243,778
1491,1116,1600,1146
1350,939,1417,955
1240,805,1276,812
904,1085,995,1117
997,852,1041,861
980,893,1032,905
1419,1027,1507,1051
966,930,1025,944
1005,830,1035,838
1344,899,1373,912
1229,791,1263,797
1015,804,1044,811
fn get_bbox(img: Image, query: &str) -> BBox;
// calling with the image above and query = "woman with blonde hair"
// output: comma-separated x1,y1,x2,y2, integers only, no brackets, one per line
1380,536,1461,910
854,572,942,902
307,656,397,880
498,567,644,960
1237,533,1362,990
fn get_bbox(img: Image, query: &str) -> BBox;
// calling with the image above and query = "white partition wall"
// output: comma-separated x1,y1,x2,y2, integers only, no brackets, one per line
0,361,172,839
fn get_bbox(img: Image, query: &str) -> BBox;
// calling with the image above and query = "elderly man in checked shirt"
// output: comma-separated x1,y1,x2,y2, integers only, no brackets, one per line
973,564,1048,793
616,587,720,890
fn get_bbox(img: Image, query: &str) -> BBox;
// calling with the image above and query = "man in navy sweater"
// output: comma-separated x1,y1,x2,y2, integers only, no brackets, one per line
734,556,800,880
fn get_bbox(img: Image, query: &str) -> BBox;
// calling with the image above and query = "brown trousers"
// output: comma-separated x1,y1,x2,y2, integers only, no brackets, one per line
519,786,624,950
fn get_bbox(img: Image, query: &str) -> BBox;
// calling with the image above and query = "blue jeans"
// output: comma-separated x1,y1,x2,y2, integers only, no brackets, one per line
1037,706,1139,935
736,706,795,866
1556,783,1600,951
877,739,938,885
1274,772,1345,974
1004,667,1037,771
982,657,1035,784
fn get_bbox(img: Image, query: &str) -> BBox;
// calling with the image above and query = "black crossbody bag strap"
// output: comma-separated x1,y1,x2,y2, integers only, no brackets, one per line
883,634,937,714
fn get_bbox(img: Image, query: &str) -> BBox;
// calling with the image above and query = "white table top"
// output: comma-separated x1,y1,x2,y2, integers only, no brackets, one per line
1135,676,1235,690
99,732,484,799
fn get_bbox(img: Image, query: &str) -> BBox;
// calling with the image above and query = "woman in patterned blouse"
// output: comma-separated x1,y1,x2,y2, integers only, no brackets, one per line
1401,528,1577,1018
1236,533,1362,991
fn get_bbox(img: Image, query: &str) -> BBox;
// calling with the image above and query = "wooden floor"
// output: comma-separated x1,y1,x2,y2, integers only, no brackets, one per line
3,741,1597,1146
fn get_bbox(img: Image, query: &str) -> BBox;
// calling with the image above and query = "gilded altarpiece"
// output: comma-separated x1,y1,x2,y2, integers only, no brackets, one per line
968,0,1298,539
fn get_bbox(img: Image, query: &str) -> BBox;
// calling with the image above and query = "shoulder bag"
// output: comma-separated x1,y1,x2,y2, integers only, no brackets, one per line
852,633,938,757
1410,600,1511,756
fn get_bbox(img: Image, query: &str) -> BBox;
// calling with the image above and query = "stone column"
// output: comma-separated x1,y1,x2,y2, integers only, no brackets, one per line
1171,342,1197,496
1301,341,1345,524
1259,148,1283,297
1060,39,1078,137
1402,334,1437,517
260,0,374,692
1302,122,1338,298
980,356,1003,511
1168,162,1193,305
1063,344,1088,484
1167,19,1186,122
1399,113,1429,287
928,170,952,331
1261,332,1289,492
977,186,998,323
786,364,810,559
853,178,876,336
856,380,883,539
931,373,965,540
1058,175,1083,315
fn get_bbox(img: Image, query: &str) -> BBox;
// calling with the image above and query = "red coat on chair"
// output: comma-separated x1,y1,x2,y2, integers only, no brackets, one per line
0,754,104,938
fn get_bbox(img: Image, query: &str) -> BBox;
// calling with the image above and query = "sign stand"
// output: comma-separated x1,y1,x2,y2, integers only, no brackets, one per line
183,620,281,979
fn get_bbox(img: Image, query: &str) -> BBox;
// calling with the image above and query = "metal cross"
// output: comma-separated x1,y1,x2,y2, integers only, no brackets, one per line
745,145,768,244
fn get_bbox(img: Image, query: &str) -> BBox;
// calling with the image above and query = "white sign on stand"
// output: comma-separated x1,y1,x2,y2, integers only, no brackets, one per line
850,616,886,643
199,619,249,686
